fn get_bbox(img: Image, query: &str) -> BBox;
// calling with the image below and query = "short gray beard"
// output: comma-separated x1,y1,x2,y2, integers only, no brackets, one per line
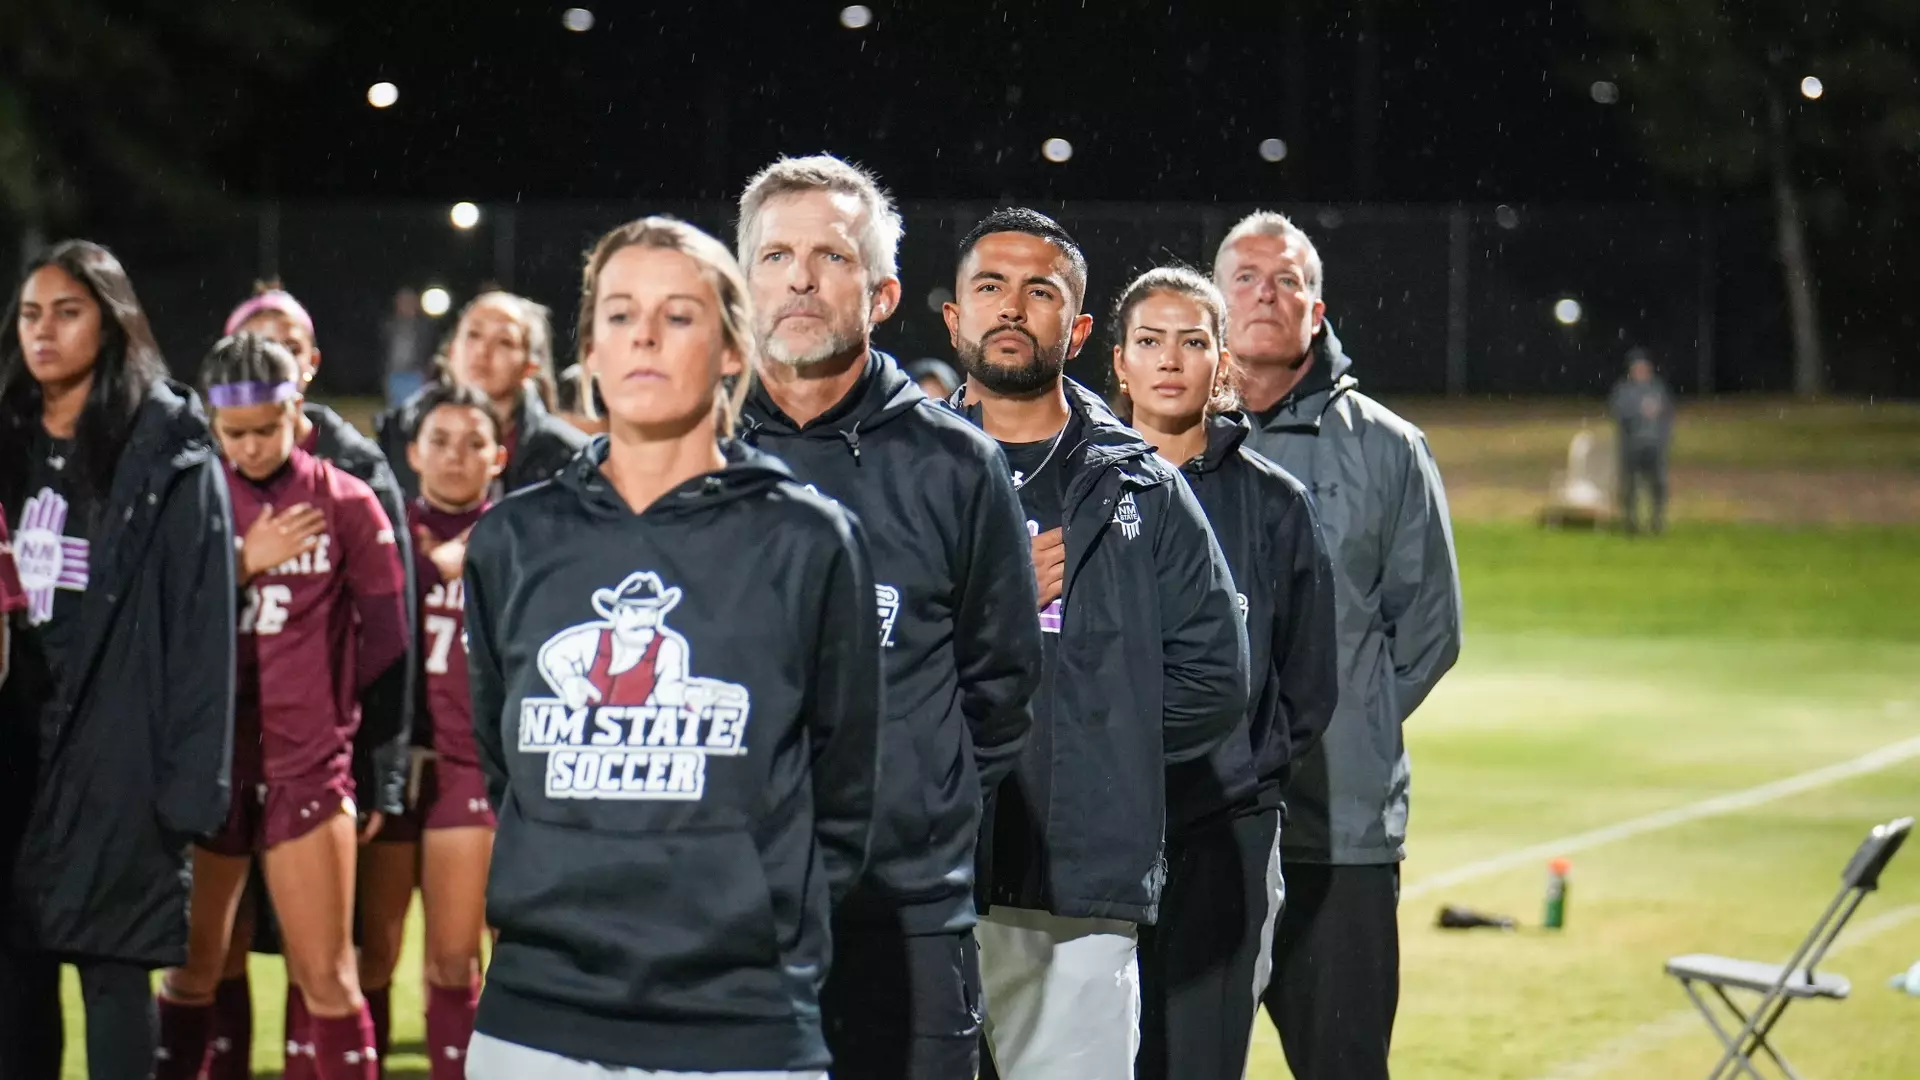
762,321,864,370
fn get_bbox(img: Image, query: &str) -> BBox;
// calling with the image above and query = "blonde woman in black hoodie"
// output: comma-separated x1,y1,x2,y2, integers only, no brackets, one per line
461,216,883,1079
1109,266,1339,1080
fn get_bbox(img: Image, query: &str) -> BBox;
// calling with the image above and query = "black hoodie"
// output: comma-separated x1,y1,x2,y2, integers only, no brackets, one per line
463,437,882,1073
739,350,1040,936
1169,412,1338,831
953,379,1248,924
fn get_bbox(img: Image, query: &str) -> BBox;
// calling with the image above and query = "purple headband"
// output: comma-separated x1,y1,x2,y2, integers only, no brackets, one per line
207,380,299,409
224,290,315,338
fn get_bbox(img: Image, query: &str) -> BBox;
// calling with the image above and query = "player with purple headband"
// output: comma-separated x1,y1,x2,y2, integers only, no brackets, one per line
153,332,408,1080
210,285,420,1080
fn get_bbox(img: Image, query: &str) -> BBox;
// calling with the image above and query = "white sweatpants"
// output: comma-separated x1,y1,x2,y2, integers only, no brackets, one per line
975,906,1141,1080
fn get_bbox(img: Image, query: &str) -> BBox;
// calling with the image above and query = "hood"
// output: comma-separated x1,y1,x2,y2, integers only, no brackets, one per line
1184,411,1254,475
132,379,216,467
1257,319,1359,434
738,350,924,465
552,434,796,521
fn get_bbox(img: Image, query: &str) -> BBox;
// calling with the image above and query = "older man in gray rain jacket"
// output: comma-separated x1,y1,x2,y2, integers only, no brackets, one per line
1214,211,1463,1080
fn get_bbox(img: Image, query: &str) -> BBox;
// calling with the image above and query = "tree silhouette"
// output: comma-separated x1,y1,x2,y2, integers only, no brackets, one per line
0,0,325,238
1583,0,1920,396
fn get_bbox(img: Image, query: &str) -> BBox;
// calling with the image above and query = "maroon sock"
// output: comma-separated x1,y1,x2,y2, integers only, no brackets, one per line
204,976,252,1080
152,998,212,1080
282,987,316,1080
309,1005,378,1080
424,981,479,1080
363,985,390,1074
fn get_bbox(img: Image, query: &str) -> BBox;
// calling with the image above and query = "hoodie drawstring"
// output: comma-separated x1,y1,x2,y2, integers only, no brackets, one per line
840,428,862,465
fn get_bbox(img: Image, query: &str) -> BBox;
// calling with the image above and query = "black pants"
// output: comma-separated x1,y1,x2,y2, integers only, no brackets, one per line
1137,809,1279,1080
0,944,156,1080
1262,862,1400,1080
1620,442,1668,534
820,923,982,1080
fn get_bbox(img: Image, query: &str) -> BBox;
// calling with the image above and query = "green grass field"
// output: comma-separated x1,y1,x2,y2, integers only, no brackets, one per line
54,399,1920,1077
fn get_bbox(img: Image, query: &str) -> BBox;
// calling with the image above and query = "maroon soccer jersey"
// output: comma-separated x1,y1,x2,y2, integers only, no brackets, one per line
408,498,488,769
227,449,407,784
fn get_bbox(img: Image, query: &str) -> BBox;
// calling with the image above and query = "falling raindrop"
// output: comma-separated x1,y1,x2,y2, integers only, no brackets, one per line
840,5,874,30
1589,80,1619,104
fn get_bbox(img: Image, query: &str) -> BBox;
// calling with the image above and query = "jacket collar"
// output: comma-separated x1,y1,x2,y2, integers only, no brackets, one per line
1183,411,1253,475
1253,320,1358,435
738,350,925,462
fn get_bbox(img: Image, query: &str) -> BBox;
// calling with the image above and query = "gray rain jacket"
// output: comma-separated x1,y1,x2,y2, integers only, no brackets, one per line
1244,323,1463,864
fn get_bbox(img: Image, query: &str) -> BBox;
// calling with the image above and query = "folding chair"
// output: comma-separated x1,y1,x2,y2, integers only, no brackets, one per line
1664,815,1912,1080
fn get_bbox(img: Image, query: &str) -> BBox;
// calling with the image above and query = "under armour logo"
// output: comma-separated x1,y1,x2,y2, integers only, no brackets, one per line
1309,481,1340,499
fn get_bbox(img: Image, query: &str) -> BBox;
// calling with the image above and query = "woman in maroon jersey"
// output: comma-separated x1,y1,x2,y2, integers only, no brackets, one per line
215,283,419,1080
154,334,409,1080
355,381,505,1077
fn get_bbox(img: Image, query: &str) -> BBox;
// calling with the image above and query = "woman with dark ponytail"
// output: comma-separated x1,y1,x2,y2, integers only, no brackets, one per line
0,240,236,1079
1108,266,1339,1080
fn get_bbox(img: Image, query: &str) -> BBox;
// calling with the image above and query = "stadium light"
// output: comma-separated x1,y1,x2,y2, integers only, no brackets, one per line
1590,80,1620,104
1041,137,1074,163
1553,297,1583,326
1258,138,1289,163
366,82,399,109
1800,75,1824,100
839,5,873,29
421,287,452,317
450,202,481,230
562,8,594,32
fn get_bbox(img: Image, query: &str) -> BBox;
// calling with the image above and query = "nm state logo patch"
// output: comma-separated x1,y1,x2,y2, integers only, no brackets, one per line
520,570,752,801
1113,491,1142,540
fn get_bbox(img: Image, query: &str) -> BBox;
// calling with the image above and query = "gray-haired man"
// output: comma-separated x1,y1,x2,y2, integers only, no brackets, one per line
1214,211,1463,1080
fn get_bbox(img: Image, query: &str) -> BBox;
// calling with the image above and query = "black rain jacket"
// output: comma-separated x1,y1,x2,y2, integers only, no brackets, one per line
4,380,235,967
953,379,1247,924
1169,412,1338,832
740,350,1040,936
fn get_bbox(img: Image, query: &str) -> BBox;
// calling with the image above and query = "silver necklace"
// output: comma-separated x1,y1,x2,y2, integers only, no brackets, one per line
1011,425,1067,491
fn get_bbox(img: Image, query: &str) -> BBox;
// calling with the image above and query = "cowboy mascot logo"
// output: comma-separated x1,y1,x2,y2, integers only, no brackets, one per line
522,571,752,801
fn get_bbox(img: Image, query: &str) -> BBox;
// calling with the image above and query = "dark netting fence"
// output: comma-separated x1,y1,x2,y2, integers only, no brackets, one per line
48,199,1803,401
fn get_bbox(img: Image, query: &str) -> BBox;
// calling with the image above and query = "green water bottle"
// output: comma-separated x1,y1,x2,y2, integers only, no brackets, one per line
1544,857,1571,930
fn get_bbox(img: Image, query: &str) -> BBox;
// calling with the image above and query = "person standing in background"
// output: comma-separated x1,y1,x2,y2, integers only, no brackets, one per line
380,288,437,407
375,291,585,501
1608,348,1675,536
1215,211,1463,1080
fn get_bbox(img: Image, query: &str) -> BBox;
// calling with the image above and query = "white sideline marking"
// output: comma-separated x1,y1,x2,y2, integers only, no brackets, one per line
1534,904,1920,1080
1403,733,1920,902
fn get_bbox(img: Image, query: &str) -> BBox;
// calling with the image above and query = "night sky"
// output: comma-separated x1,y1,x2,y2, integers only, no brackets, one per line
228,1,1657,206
